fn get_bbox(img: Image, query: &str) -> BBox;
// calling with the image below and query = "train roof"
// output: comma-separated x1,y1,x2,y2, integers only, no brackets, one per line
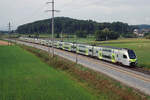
96,45,127,50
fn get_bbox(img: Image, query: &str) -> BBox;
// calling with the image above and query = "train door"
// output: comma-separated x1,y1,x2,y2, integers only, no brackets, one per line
93,47,98,57
115,50,121,63
121,53,129,66
88,46,93,56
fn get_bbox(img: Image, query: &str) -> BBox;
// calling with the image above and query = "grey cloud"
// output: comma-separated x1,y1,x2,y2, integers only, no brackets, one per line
0,0,150,30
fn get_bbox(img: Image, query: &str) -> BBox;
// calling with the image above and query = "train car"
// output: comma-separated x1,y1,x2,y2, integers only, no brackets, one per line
71,43,77,52
43,40,50,46
93,46,137,66
57,41,63,49
62,42,73,51
34,39,39,44
40,39,47,45
47,40,52,47
76,44,93,56
117,49,137,66
31,38,35,43
53,41,59,48
24,38,28,42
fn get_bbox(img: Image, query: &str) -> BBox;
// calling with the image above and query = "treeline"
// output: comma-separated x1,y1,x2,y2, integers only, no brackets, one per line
17,17,137,40
0,31,9,34
132,24,150,29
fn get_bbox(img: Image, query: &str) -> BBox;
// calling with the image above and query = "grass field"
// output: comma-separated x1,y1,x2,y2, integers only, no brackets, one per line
0,46,98,100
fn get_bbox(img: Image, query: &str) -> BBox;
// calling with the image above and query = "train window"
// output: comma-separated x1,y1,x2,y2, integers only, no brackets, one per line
123,55,127,59
89,49,92,52
128,50,136,59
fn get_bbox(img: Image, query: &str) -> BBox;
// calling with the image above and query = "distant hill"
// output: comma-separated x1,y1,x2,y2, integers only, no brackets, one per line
132,24,150,29
17,17,132,35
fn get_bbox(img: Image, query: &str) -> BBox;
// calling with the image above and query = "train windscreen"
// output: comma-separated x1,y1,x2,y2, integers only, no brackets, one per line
128,50,136,59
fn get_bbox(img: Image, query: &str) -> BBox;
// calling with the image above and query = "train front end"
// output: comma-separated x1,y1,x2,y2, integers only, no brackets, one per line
128,49,137,66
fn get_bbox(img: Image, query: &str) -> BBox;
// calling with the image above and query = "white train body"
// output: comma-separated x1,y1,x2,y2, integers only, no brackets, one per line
19,37,137,66
93,46,137,66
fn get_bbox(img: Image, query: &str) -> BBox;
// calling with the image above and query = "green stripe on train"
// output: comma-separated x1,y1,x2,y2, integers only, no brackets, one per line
98,51,102,59
112,53,116,63
69,46,71,51
129,59,136,62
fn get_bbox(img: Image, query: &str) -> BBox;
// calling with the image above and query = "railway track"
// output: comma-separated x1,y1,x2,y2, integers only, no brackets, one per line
8,39,150,96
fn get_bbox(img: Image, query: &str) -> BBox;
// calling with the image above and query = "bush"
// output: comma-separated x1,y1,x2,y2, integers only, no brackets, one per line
122,33,137,38
145,35,150,39
144,32,150,37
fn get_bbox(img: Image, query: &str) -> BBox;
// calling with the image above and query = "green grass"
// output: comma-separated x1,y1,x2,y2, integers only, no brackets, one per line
99,38,150,69
0,46,98,100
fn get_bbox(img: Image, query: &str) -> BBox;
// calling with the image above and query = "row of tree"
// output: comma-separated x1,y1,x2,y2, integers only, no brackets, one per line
17,17,138,41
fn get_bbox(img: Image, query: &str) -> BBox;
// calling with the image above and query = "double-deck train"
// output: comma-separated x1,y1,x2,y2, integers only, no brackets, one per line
19,37,137,66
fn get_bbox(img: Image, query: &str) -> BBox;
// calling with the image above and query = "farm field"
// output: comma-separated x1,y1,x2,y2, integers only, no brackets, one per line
99,38,150,69
0,40,9,45
0,46,97,100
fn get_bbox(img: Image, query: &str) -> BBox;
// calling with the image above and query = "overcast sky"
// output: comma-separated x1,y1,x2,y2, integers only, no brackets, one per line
0,0,150,30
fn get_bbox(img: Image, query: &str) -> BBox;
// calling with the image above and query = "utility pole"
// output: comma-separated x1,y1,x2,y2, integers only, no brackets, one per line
76,34,78,64
8,22,12,46
61,31,63,41
46,0,60,57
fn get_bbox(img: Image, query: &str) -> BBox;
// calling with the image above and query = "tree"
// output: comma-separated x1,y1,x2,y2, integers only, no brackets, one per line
56,33,60,38
110,22,130,33
76,30,87,38
121,33,137,38
95,28,119,41
95,30,106,41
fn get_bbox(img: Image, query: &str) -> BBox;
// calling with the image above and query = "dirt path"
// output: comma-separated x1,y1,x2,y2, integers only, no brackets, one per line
0,40,9,45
